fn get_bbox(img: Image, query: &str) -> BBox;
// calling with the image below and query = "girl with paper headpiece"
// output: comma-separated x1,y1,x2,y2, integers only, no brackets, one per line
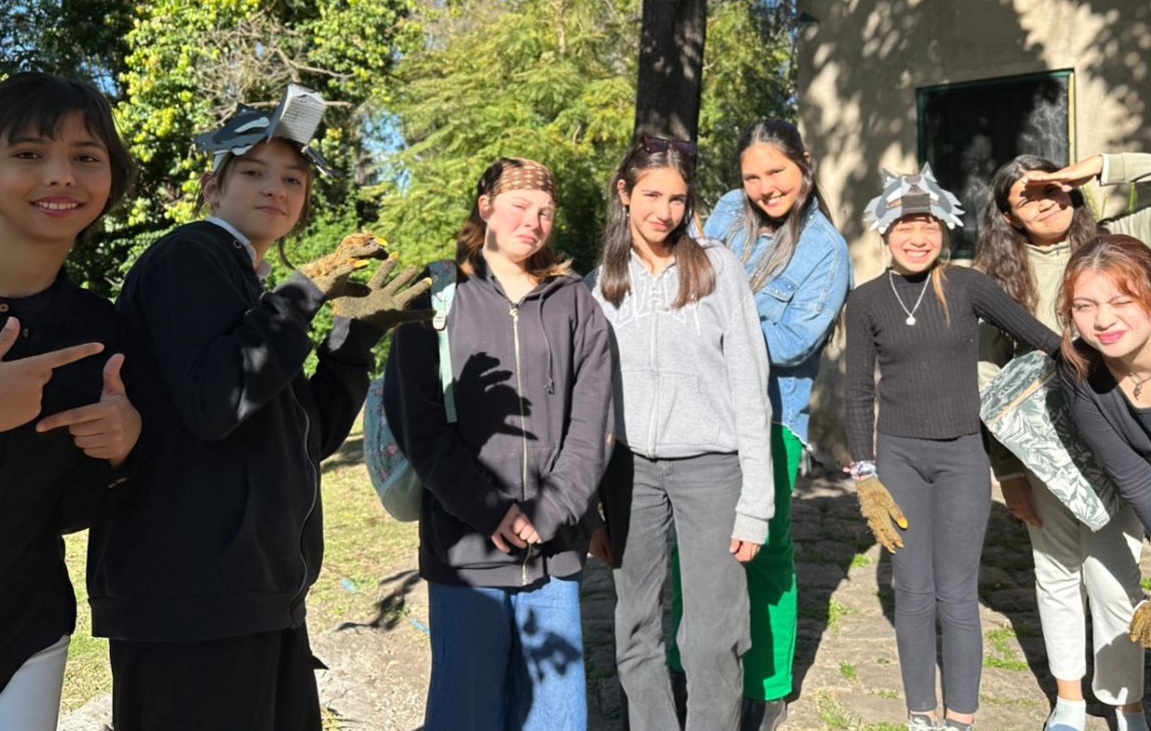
86,85,430,731
843,164,1060,731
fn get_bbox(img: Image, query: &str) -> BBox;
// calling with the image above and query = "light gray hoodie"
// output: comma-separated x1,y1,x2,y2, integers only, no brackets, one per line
590,243,774,543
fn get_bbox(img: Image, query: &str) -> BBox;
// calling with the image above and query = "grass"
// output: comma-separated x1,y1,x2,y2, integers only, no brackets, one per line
815,691,905,731
839,661,857,681
827,598,857,632
984,626,1029,672
850,554,872,568
59,419,421,719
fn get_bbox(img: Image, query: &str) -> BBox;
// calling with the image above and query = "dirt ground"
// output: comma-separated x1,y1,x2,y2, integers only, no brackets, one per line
60,472,1151,731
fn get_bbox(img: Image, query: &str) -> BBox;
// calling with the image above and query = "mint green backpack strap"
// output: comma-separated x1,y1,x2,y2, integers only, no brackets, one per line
427,261,458,424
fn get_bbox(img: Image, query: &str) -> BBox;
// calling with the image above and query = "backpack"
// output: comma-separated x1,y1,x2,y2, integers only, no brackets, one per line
363,260,458,521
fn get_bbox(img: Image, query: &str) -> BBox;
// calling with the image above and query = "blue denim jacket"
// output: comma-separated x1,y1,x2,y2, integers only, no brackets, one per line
704,189,852,443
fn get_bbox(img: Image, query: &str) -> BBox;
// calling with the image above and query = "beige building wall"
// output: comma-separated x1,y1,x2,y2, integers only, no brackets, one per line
795,0,1151,465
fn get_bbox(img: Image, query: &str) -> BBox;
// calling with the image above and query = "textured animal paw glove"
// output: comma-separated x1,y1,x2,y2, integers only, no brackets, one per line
331,255,435,333
1130,599,1151,648
297,232,387,298
851,463,908,553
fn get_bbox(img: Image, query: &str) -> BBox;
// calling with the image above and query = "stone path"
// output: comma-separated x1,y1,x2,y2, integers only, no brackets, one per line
61,472,1151,731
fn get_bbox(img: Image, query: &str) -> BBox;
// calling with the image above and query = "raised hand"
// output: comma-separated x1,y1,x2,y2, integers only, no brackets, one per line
297,232,389,298
36,353,142,467
0,317,105,432
331,255,435,333
491,503,541,554
855,475,909,553
1024,155,1103,191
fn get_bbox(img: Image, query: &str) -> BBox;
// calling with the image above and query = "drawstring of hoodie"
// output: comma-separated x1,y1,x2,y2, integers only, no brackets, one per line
536,302,556,395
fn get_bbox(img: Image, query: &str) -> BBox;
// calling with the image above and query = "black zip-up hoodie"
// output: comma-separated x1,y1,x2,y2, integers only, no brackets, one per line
383,260,613,588
0,273,125,690
87,222,380,641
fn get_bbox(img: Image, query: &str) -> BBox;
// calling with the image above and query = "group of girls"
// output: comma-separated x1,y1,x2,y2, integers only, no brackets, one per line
2,68,1147,731
0,72,429,731
384,133,1150,731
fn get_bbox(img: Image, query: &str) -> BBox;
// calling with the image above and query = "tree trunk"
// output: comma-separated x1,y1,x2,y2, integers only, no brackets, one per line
633,0,707,142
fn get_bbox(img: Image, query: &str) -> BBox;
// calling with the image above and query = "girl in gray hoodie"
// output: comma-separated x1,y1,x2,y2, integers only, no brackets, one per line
589,138,774,731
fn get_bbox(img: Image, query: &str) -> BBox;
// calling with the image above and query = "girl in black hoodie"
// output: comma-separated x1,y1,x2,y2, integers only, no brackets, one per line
383,158,614,731
87,87,429,731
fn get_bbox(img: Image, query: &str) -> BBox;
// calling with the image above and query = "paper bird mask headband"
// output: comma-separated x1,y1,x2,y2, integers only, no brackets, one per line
194,84,333,176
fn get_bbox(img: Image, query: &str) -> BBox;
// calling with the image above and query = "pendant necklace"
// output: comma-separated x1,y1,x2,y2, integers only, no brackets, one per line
1128,369,1151,399
888,270,931,326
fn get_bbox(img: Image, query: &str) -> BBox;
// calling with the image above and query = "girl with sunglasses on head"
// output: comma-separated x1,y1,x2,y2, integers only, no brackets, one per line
589,137,774,731
86,86,430,731
976,156,1147,731
1058,234,1151,652
0,71,141,731
844,165,1061,731
384,157,613,731
664,118,851,730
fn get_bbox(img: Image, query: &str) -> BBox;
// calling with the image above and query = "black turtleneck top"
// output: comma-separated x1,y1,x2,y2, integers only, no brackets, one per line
845,265,1061,461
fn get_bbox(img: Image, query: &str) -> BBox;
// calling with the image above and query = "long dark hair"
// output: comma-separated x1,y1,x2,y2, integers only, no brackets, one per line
456,158,570,280
598,140,714,309
0,72,134,229
727,118,832,291
1059,234,1151,380
975,154,1097,313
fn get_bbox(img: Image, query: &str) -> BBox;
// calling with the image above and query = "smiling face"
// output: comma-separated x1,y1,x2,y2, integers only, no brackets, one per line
740,141,806,222
1070,270,1151,363
480,188,556,266
618,166,688,251
0,111,112,251
885,213,944,275
1005,177,1075,247
203,138,310,256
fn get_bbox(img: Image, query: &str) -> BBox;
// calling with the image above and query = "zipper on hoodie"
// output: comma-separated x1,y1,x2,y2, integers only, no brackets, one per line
288,387,319,612
509,304,533,585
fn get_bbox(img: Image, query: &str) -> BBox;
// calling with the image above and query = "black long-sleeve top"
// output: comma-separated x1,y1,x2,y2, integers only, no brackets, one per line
1060,343,1151,535
88,221,380,642
845,266,1061,461
0,273,125,691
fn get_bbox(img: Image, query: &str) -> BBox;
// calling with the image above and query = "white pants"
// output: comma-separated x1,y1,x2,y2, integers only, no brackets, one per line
1027,475,1145,705
0,635,69,731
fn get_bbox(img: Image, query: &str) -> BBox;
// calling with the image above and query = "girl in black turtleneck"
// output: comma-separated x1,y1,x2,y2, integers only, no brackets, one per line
843,166,1059,731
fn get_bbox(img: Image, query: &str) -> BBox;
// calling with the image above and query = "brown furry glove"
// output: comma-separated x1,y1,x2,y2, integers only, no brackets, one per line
331,255,435,333
1130,599,1150,649
297,232,387,298
856,476,909,553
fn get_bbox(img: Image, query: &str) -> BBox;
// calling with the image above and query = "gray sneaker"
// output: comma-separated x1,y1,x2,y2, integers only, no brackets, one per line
908,712,938,731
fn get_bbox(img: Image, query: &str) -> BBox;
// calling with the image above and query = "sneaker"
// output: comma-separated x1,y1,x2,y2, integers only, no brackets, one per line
940,720,973,731
908,712,938,731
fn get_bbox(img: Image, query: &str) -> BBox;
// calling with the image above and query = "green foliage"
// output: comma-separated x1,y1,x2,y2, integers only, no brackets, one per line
368,0,640,273
370,0,796,275
0,0,132,89
113,0,421,253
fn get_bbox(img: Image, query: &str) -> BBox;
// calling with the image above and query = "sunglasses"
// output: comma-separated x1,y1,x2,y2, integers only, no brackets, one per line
639,136,696,158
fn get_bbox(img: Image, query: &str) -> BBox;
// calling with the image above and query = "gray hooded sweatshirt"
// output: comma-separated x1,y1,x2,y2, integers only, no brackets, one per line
590,243,774,544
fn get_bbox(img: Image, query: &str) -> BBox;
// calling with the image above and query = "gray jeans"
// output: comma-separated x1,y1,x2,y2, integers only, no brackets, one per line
608,450,750,731
879,432,991,717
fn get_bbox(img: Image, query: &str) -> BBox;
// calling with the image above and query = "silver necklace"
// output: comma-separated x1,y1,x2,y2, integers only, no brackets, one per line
888,270,931,326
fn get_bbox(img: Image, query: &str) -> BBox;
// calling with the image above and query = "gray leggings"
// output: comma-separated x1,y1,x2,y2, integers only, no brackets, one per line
878,432,991,716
